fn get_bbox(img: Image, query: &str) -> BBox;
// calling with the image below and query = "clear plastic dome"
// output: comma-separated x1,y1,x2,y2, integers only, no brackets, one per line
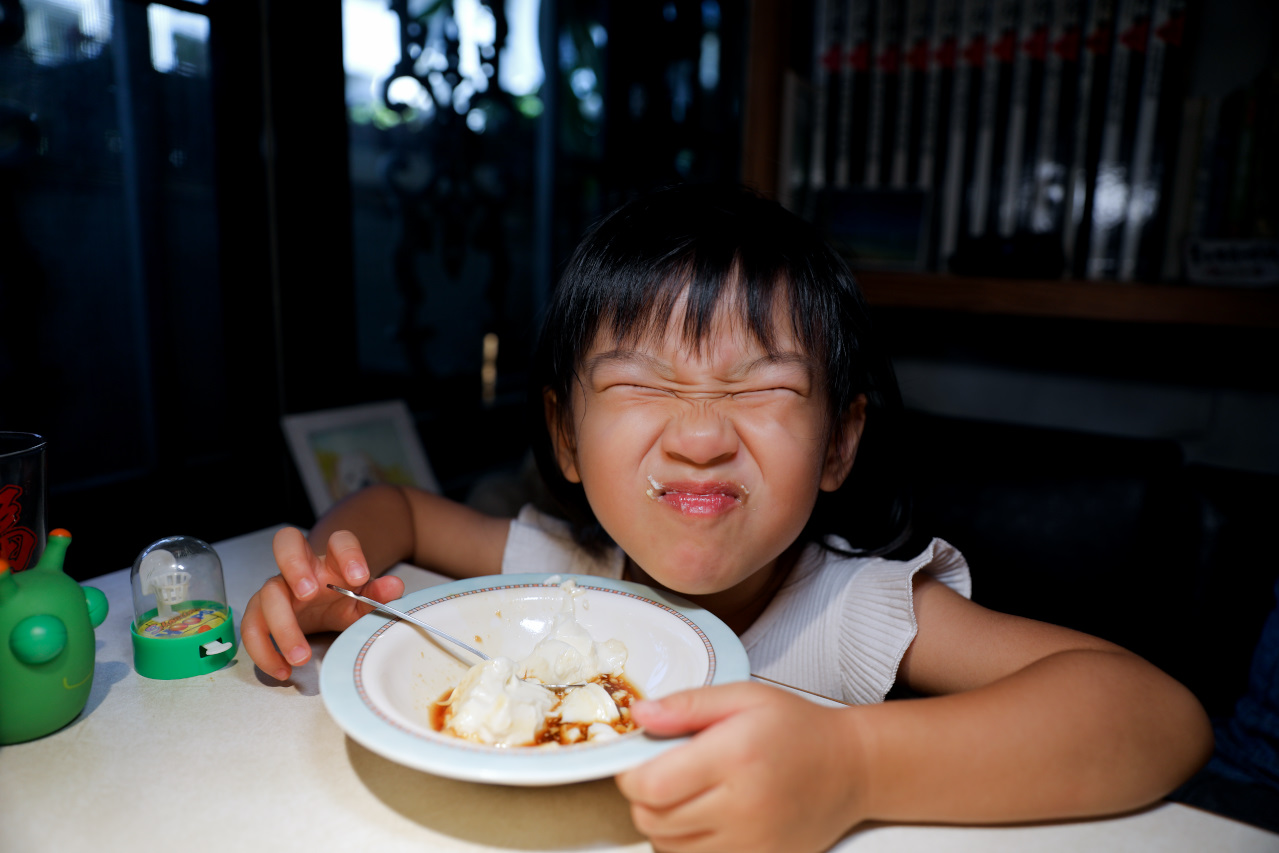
130,536,229,639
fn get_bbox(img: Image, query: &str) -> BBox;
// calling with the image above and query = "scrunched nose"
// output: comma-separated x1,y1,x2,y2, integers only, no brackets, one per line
661,401,738,467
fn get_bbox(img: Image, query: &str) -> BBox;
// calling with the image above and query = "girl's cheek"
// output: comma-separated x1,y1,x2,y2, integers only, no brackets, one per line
579,418,656,470
596,404,669,440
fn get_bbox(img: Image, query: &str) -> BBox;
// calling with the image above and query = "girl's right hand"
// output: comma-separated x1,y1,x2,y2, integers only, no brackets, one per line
240,527,406,681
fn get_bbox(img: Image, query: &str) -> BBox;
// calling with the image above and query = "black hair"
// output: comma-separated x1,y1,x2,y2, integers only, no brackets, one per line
528,183,911,557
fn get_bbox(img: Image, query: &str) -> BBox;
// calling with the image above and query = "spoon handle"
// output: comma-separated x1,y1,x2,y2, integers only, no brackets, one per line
750,673,850,706
328,584,490,662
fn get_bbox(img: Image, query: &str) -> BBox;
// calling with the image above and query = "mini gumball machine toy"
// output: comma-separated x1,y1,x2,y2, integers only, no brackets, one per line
0,529,109,744
130,536,237,680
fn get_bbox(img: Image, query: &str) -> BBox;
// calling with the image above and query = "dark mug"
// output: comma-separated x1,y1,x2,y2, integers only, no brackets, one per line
0,432,47,572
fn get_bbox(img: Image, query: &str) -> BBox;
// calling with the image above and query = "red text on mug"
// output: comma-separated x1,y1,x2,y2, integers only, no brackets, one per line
0,484,36,571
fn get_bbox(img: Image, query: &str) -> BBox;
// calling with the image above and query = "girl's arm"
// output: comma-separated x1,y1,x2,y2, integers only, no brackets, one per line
618,574,1213,852
240,484,510,680
305,483,510,580
856,574,1214,823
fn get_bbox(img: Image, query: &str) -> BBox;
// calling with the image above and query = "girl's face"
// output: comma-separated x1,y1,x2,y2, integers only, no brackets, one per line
550,292,864,607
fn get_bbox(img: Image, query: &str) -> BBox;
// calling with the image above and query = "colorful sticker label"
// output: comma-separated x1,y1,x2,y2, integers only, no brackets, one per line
138,607,227,638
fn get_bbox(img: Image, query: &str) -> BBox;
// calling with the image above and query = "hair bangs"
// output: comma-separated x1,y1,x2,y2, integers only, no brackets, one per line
595,252,810,367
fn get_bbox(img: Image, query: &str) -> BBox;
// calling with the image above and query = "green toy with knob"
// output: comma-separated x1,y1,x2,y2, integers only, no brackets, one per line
0,529,108,744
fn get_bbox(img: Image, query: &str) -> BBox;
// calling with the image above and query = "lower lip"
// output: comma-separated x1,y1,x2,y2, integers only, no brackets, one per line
660,492,741,516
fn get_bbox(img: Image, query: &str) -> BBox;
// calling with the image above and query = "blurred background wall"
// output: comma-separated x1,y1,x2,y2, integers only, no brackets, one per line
0,0,1275,579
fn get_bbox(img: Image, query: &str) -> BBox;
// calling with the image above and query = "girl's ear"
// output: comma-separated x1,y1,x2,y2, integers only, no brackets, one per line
543,388,582,483
820,394,867,492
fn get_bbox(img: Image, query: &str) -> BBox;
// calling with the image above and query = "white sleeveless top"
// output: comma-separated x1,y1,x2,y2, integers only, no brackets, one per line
501,505,972,705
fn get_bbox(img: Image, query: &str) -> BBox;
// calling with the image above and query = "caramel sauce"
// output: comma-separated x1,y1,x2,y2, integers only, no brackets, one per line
431,673,642,746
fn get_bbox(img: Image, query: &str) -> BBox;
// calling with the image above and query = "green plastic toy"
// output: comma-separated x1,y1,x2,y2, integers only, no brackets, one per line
0,529,108,744
129,536,237,680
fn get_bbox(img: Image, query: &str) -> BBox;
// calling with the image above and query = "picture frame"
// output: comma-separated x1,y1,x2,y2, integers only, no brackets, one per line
281,400,440,516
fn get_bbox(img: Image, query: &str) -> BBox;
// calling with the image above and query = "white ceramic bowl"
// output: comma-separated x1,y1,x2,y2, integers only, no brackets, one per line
321,573,750,786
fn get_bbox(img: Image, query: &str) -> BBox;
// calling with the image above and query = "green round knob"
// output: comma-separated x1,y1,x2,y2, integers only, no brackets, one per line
84,586,109,627
10,614,68,665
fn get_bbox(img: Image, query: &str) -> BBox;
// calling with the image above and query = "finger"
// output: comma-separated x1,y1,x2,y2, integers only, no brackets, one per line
621,684,786,809
324,529,371,587
259,575,312,671
363,574,405,604
624,778,723,841
632,681,769,736
617,728,733,809
640,824,716,853
241,589,291,681
273,527,322,600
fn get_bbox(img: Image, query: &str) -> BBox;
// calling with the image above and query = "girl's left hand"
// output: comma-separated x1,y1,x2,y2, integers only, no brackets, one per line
616,682,867,853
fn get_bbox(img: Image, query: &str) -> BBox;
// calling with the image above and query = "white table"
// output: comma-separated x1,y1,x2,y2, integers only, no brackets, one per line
2,525,1276,853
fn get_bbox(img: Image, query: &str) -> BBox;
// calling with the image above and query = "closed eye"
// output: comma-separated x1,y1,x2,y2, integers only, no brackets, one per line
601,383,676,399
730,387,805,402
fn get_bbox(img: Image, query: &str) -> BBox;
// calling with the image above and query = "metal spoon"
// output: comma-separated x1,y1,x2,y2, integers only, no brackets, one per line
328,584,586,689
750,672,850,706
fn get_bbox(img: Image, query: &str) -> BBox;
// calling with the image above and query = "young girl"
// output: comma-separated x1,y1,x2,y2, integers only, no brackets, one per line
243,184,1211,853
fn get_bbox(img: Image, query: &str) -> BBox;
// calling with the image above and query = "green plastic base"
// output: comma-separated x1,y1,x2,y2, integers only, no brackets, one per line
131,603,237,680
